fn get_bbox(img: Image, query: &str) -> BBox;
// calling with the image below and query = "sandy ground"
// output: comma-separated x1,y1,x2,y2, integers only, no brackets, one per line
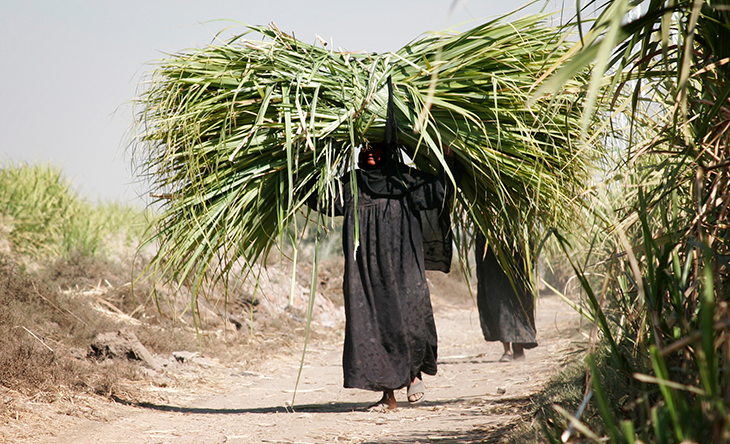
4,291,583,444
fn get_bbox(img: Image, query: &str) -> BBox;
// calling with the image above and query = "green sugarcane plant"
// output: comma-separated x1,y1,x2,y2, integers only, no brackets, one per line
130,11,595,322
0,162,147,260
528,0,730,440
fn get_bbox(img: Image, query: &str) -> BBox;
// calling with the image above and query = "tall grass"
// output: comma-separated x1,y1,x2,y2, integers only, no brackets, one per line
538,161,728,443
528,0,730,440
0,161,147,262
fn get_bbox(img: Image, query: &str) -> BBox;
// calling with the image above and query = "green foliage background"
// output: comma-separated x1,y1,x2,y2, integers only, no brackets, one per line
0,162,147,261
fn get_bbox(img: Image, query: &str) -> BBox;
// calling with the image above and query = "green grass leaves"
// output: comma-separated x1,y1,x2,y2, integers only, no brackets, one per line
131,12,594,296
0,162,146,261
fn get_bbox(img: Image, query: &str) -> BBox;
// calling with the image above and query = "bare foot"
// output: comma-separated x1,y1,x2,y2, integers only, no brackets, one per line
513,343,525,360
369,390,397,410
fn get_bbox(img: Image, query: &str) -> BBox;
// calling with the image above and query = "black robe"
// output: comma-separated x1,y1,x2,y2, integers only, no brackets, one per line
315,156,451,392
475,233,537,348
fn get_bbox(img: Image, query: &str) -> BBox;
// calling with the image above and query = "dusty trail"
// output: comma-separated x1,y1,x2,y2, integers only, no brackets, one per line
34,293,580,444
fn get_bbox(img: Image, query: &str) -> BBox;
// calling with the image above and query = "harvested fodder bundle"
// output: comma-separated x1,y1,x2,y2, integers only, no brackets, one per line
131,12,594,289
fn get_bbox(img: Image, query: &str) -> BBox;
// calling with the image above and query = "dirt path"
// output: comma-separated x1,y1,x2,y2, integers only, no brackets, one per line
20,293,581,444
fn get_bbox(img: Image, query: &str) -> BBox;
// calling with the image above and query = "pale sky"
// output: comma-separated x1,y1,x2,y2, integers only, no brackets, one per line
0,0,556,205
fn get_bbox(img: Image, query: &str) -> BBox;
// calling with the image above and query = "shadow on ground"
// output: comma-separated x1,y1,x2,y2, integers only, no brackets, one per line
112,394,530,416
362,422,517,443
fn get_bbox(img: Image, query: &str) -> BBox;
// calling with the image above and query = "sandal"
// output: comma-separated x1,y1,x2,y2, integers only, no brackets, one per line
407,379,425,404
499,352,513,362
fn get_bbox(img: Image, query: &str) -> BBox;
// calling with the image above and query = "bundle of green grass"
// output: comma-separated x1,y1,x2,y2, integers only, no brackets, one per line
131,12,594,288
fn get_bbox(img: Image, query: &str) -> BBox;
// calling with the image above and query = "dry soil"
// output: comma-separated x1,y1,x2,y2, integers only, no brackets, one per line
4,287,583,444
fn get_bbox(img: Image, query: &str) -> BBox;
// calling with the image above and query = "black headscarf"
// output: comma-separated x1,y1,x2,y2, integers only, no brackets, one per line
356,75,432,197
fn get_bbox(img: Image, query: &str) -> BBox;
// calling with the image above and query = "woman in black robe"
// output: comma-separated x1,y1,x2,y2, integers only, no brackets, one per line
475,233,537,361
310,142,452,409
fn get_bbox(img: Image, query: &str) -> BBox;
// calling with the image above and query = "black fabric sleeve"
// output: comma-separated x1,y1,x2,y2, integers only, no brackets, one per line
411,155,463,211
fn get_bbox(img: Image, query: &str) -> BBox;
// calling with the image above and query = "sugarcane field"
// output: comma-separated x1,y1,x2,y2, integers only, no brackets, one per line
2,1,730,443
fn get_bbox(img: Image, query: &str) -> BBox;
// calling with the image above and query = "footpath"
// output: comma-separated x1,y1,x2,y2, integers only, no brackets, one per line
32,292,581,444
